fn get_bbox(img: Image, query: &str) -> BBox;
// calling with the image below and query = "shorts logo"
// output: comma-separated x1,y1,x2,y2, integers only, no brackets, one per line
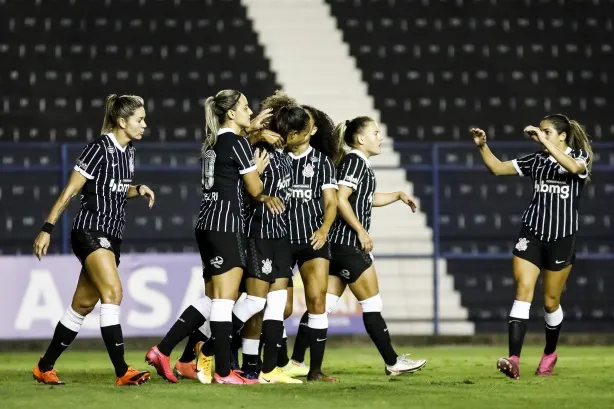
339,269,351,279
515,238,529,252
99,237,111,249
210,256,224,268
302,164,315,178
261,258,273,275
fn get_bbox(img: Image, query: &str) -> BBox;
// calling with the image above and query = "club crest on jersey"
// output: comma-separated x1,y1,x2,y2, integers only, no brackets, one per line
107,146,115,154
302,163,315,178
210,256,224,268
129,156,135,173
515,238,529,252
98,237,111,249
339,269,351,279
261,259,273,275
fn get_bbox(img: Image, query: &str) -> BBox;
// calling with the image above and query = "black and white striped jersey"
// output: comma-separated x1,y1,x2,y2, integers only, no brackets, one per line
245,147,292,239
195,128,257,233
513,147,590,242
72,133,136,239
286,146,338,244
330,150,376,247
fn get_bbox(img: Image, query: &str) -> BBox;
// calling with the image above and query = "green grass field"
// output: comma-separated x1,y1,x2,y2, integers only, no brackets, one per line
3,346,614,409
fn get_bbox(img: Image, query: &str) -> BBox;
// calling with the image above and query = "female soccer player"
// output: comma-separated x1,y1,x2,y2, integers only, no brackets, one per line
32,94,155,386
227,92,302,383
288,117,428,376
146,89,269,385
472,114,593,379
274,105,339,382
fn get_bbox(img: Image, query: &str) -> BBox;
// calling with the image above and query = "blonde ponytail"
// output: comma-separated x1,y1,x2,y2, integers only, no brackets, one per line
568,119,594,174
201,89,242,156
101,94,118,134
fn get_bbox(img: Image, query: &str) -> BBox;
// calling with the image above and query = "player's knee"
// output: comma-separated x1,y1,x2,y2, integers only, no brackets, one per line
515,280,535,301
359,294,383,313
306,294,326,314
71,299,97,316
543,294,560,312
99,285,123,305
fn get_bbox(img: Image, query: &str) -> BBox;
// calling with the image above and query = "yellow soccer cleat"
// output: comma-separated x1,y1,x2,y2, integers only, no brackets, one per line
194,341,214,384
259,367,303,384
279,360,309,378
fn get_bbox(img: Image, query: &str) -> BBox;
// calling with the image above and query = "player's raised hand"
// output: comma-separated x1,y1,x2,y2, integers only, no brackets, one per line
399,192,417,213
524,125,546,144
255,148,270,174
247,108,273,133
471,128,487,147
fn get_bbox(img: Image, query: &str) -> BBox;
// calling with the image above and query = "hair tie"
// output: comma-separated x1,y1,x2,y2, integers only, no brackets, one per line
345,119,350,126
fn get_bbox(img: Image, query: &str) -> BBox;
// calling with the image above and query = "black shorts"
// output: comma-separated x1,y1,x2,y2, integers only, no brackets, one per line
289,241,331,269
246,237,293,283
512,225,576,271
195,229,247,281
330,243,373,284
71,229,121,266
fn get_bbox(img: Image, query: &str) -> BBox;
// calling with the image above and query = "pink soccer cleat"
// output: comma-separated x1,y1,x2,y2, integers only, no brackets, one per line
145,346,178,383
535,351,558,376
213,370,260,385
497,355,520,379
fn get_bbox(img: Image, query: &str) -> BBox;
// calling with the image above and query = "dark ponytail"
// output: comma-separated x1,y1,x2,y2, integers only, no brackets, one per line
543,114,593,175
302,105,345,166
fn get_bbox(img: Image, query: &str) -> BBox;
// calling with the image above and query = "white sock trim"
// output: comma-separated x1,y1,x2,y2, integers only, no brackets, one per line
544,305,563,327
263,290,287,322
242,338,260,355
325,293,340,314
210,299,235,322
282,327,287,339
359,294,383,313
198,321,212,339
191,296,212,320
59,306,85,333
307,313,328,330
233,295,267,323
100,304,120,327
510,300,531,320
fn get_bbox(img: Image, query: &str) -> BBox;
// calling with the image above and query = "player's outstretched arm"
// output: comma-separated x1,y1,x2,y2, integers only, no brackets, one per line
471,128,518,176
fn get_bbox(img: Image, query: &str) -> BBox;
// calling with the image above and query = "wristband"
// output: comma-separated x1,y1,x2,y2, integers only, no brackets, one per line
41,222,54,234
136,184,143,195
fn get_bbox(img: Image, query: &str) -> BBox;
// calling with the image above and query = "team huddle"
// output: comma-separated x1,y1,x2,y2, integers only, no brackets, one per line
31,89,593,386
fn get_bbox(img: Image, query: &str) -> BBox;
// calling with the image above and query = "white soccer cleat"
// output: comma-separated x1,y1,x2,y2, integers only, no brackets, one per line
385,354,427,376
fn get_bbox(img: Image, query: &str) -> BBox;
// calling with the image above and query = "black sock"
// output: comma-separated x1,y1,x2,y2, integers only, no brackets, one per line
277,337,290,368
241,352,260,373
157,306,205,357
509,318,528,357
290,312,309,363
38,322,78,372
363,312,397,366
211,321,232,377
101,324,129,377
544,322,562,355
308,327,328,373
231,313,245,351
179,330,209,363
202,337,215,356
261,320,284,373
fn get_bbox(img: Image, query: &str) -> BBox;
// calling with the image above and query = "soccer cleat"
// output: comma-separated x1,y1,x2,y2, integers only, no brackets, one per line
306,370,337,382
497,355,520,379
195,341,213,384
33,362,65,385
145,345,178,383
115,366,150,386
239,369,259,380
259,367,303,384
535,351,558,376
213,370,259,385
280,360,310,378
174,360,198,380
385,354,428,376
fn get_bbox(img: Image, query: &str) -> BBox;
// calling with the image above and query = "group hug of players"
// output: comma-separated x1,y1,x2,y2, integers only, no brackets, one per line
31,89,593,385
